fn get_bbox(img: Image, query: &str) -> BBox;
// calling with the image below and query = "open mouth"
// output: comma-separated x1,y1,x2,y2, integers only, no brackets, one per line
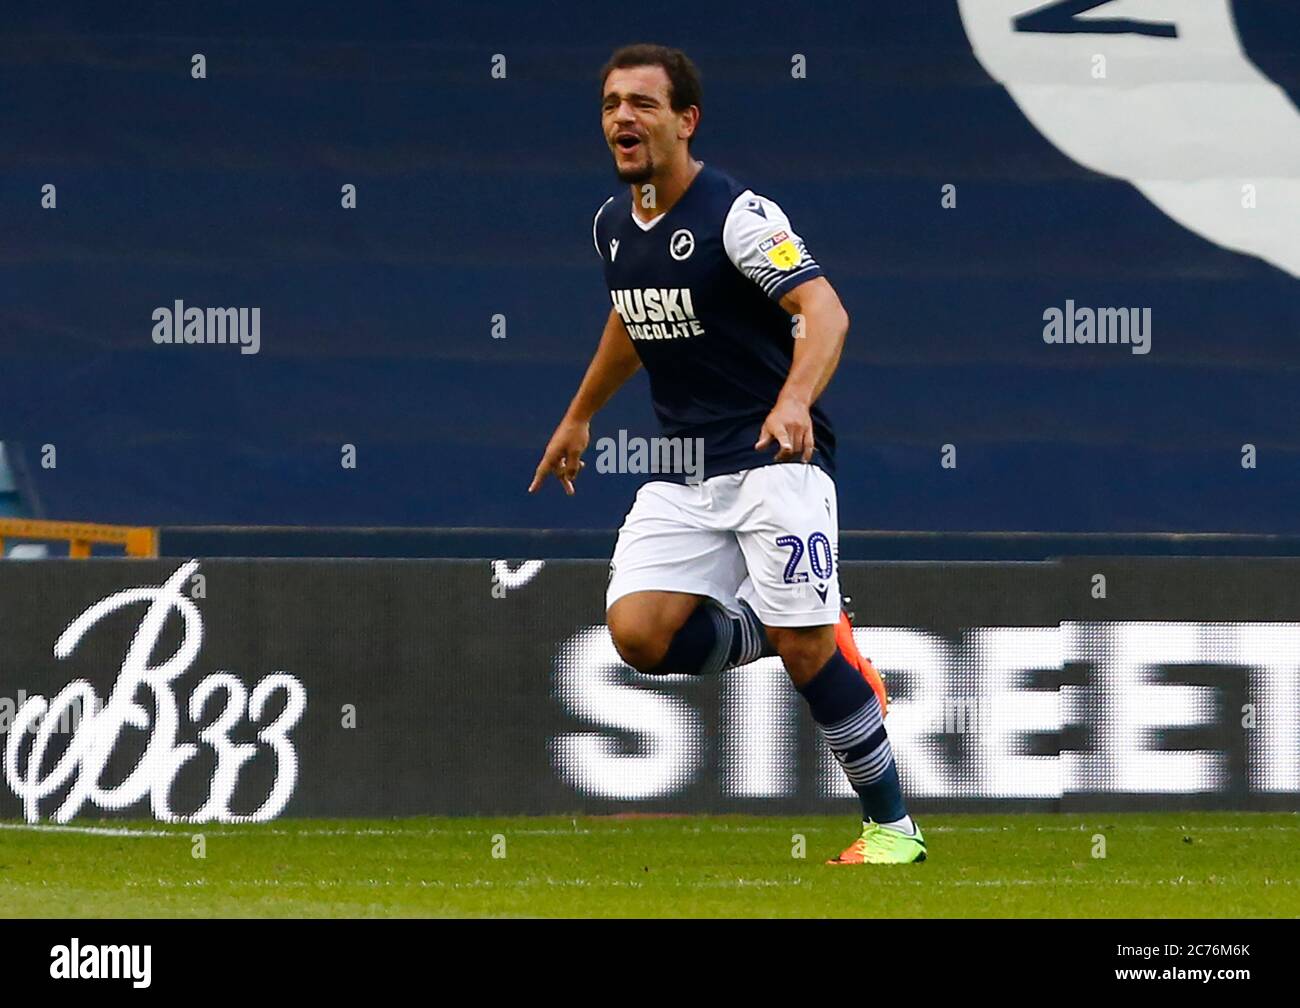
615,132,642,153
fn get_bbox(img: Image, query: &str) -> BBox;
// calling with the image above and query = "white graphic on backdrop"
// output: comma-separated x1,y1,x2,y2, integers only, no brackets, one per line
3,561,306,823
553,622,1300,800
959,0,1300,277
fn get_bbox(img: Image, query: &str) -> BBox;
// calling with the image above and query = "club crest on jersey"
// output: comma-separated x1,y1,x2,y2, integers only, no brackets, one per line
669,228,695,261
610,287,704,340
759,230,801,269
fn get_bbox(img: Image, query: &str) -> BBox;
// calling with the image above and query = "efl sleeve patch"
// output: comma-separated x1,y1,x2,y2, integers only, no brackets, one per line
758,230,801,269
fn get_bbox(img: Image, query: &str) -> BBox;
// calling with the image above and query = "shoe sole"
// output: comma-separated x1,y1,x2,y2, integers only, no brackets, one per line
824,850,927,866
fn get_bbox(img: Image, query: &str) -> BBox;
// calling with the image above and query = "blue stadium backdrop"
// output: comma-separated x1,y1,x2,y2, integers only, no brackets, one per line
2,1,1297,533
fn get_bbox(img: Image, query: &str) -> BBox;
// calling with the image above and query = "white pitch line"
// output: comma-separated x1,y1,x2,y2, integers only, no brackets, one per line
0,823,596,838
196,826,596,837
0,822,178,838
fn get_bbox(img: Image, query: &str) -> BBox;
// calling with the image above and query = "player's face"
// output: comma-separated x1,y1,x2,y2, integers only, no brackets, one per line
601,66,689,184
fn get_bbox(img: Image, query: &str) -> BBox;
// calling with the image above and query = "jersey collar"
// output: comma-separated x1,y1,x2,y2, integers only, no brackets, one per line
627,161,707,233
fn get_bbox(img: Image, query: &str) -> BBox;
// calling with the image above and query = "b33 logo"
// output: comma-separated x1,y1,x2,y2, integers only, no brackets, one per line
3,561,307,823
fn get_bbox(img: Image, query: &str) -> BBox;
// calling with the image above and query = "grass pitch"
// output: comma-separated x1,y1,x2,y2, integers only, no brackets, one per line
2,813,1298,918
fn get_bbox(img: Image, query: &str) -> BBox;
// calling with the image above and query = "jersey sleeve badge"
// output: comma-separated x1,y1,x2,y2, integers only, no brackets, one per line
758,229,801,269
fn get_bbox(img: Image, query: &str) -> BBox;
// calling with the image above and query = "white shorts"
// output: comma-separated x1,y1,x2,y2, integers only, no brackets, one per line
605,463,841,627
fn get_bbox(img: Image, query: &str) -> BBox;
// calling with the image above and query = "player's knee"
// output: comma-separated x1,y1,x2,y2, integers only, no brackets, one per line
768,625,836,684
608,619,672,673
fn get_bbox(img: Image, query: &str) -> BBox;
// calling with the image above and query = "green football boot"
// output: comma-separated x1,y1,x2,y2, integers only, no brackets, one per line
826,821,927,865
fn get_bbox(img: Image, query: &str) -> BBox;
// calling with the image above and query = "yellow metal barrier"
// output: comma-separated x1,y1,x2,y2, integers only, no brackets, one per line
0,519,158,558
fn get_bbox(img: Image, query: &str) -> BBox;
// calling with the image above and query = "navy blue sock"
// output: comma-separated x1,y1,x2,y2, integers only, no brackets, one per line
798,650,907,823
643,599,771,676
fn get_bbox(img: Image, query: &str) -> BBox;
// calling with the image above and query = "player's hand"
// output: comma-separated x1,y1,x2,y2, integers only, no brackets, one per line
529,418,590,495
755,395,814,463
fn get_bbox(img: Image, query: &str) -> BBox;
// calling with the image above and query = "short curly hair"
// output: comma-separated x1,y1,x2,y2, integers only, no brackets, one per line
600,44,702,140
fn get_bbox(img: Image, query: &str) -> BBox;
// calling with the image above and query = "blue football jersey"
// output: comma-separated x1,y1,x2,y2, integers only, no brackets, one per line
592,164,836,480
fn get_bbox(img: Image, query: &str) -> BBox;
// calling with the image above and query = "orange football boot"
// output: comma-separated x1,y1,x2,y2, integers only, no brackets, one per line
835,602,888,718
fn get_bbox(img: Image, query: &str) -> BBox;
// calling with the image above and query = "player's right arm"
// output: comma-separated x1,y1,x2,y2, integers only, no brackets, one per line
528,307,641,495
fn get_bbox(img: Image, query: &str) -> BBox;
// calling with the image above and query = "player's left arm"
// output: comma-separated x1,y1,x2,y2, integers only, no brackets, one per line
756,277,850,462
723,191,849,463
